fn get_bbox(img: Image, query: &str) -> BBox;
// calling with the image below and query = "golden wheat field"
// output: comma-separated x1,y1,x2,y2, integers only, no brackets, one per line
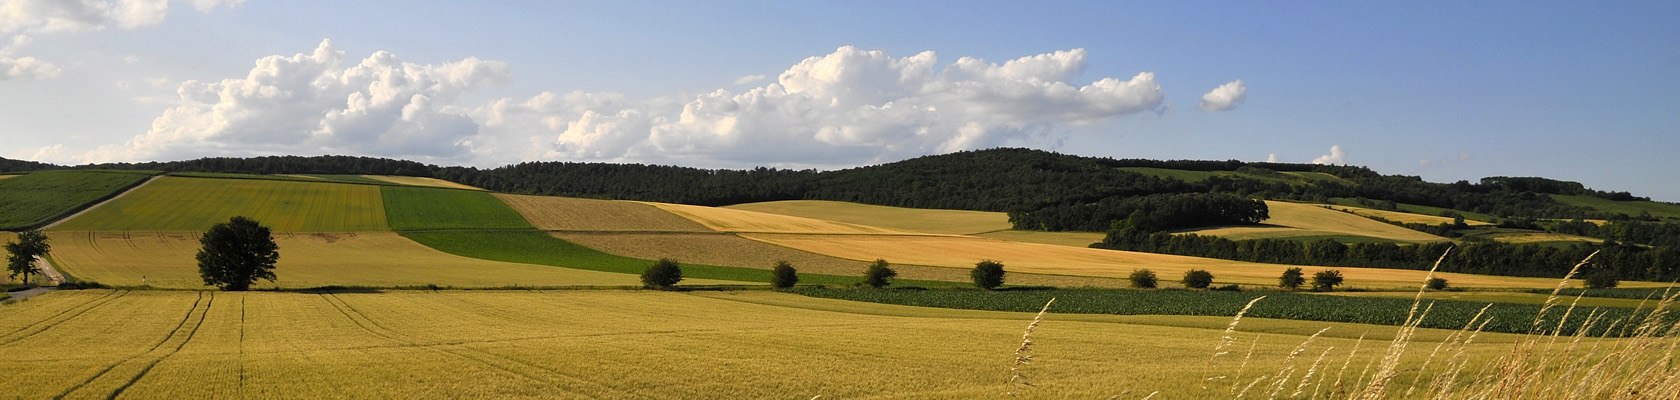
49,177,388,232
42,231,676,288
973,230,1109,247
551,232,1127,288
498,194,713,232
361,175,484,190
0,290,1548,399
739,233,1650,289
725,200,1013,234
1324,204,1495,226
646,202,919,235
1182,201,1449,243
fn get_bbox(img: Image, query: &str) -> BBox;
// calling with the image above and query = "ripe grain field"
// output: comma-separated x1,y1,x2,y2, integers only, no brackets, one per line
0,290,1532,398
497,194,713,232
724,200,1012,234
1323,204,1495,226
1181,201,1449,243
646,202,917,234
45,231,654,288
362,175,483,190
50,176,387,232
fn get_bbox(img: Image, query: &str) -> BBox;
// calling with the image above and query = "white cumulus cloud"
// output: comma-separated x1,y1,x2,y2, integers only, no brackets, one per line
1199,79,1246,111
0,54,58,79
479,46,1166,167
84,39,510,163
1311,145,1347,165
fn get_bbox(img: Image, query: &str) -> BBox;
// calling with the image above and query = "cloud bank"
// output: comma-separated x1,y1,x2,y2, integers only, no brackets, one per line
71,43,1173,168
1198,79,1246,111
1312,144,1347,165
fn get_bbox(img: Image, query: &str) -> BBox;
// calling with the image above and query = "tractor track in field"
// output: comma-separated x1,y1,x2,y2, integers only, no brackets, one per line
108,292,215,398
318,294,634,398
41,176,160,230
52,292,208,400
0,291,127,347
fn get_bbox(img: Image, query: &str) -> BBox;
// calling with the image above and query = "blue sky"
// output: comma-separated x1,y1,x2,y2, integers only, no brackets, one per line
3,1,1677,200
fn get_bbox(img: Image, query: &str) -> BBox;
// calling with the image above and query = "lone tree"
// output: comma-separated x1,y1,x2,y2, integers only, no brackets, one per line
5,230,50,285
1426,277,1450,291
771,260,798,289
1182,269,1214,289
1584,269,1619,289
1279,267,1306,290
642,258,684,289
197,217,279,291
864,259,897,288
1129,269,1158,289
1311,269,1345,292
971,259,1006,290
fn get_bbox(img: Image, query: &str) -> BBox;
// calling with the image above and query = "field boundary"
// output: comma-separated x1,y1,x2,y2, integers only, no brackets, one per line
19,174,158,231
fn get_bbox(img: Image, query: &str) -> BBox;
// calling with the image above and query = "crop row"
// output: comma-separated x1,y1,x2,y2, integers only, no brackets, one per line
789,287,1667,336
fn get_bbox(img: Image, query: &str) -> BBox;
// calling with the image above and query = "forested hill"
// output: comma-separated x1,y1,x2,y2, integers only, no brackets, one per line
0,149,1660,222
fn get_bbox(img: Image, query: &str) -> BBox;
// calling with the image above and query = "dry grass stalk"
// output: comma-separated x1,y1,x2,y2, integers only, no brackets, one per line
1268,327,1330,399
1205,296,1267,390
1007,297,1055,397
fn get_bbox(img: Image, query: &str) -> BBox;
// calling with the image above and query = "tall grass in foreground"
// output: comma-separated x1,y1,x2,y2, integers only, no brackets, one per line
1013,249,1680,398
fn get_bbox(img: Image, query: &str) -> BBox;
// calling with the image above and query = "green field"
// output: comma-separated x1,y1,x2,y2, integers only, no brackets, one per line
0,170,154,230
1552,194,1680,220
52,176,388,231
399,230,937,287
382,186,533,230
790,287,1655,336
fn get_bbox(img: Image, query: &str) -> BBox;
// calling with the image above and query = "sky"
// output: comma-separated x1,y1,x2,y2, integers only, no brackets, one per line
2,1,1677,200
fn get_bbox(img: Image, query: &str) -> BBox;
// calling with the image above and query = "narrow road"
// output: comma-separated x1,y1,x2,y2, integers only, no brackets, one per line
35,256,64,284
41,175,159,230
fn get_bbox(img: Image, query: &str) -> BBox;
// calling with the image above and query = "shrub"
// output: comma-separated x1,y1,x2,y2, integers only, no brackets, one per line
56,280,107,290
864,259,897,288
1129,269,1158,289
771,260,798,289
1211,284,1242,292
1311,269,1344,291
1182,269,1214,289
1426,277,1450,291
970,260,1006,289
641,258,683,289
1279,267,1305,290
1584,270,1619,289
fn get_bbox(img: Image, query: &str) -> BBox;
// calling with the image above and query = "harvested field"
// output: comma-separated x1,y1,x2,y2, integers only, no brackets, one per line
646,202,916,235
1180,201,1448,243
553,232,1125,287
742,233,1598,289
724,200,1011,234
498,194,712,232
46,231,649,288
363,175,483,190
974,230,1107,247
0,290,1527,398
1324,204,1495,226
51,176,387,232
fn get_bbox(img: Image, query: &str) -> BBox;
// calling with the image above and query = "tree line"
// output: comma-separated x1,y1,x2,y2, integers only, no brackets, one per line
1096,228,1680,281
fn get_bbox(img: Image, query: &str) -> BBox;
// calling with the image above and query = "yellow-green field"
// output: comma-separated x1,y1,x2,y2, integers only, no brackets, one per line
0,290,1539,398
646,202,918,234
1324,204,1495,226
1485,232,1602,244
0,174,18,180
725,200,1012,234
362,175,484,190
740,233,1636,289
499,194,712,232
51,177,388,232
1182,201,1449,243
45,231,667,288
552,232,1125,287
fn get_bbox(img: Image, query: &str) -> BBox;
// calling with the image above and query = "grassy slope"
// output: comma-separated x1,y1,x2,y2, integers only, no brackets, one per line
1552,194,1680,220
0,290,1529,398
46,230,656,288
52,176,387,232
0,170,154,230
724,200,1011,234
381,186,532,230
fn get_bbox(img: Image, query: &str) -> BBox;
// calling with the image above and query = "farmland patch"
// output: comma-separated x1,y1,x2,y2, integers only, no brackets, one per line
51,176,386,232
498,194,711,232
382,186,532,230
0,170,154,230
